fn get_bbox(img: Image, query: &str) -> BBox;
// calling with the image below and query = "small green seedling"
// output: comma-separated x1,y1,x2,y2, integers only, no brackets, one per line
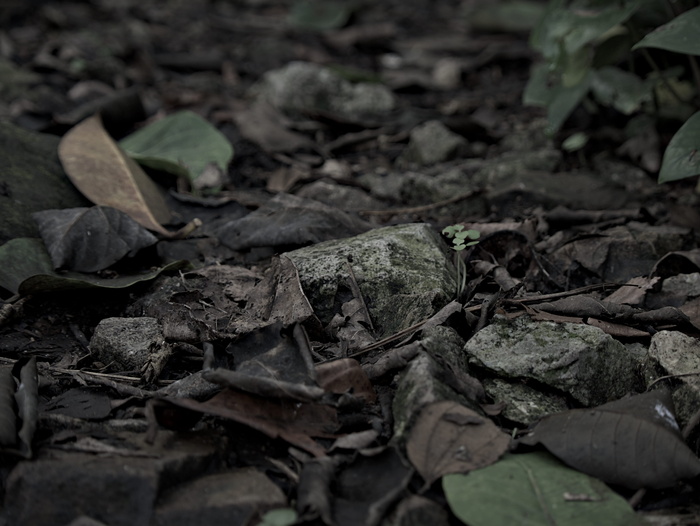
442,224,480,298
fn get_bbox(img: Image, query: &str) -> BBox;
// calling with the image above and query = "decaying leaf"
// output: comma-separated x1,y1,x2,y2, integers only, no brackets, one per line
332,447,413,526
315,358,377,404
406,400,510,485
0,357,38,458
160,388,338,457
57,114,174,237
207,322,322,401
518,389,700,489
33,206,157,272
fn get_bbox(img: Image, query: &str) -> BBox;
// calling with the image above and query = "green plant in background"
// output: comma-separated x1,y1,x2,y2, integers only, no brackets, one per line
524,0,700,184
442,225,480,298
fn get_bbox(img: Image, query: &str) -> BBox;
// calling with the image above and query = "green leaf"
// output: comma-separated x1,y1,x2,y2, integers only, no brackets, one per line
119,111,234,184
546,71,593,134
258,508,298,526
288,0,353,31
443,452,644,526
591,66,652,114
531,1,641,66
0,237,190,296
658,111,700,183
442,225,464,238
633,6,700,56
562,132,589,152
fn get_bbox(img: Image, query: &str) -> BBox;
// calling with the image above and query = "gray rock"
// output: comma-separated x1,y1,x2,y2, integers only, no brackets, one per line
90,317,164,371
662,273,700,298
463,316,640,406
392,353,471,446
398,120,468,166
648,330,700,427
252,61,396,124
285,223,456,337
152,468,286,526
392,326,482,445
482,377,568,425
4,431,222,526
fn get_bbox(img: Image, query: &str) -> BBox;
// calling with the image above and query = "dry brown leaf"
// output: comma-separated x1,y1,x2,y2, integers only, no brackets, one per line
163,388,338,457
315,358,377,404
406,400,510,485
58,114,174,237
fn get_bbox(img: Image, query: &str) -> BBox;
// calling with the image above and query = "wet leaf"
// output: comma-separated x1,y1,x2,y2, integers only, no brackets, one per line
658,111,700,183
32,206,157,272
119,110,233,184
518,390,700,489
57,114,174,236
0,237,190,296
443,452,642,526
633,6,700,56
406,400,510,485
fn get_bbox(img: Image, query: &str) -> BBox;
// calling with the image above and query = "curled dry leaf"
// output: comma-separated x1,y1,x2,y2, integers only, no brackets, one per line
406,400,510,486
57,114,175,237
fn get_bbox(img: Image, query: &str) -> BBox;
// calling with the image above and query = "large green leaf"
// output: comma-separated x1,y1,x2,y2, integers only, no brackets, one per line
531,0,641,67
0,237,190,296
443,452,643,526
633,6,700,56
119,111,233,184
658,111,700,183
591,66,652,114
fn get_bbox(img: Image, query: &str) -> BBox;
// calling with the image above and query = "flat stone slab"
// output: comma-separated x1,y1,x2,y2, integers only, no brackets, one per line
285,223,456,337
463,315,641,406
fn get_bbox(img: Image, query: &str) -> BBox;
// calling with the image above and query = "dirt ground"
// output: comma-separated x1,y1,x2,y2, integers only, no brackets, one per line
2,0,700,525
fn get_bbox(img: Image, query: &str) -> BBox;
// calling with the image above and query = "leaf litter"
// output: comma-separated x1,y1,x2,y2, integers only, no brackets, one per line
2,0,700,524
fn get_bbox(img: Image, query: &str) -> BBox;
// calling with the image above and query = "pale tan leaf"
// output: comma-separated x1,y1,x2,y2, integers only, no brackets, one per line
58,114,174,237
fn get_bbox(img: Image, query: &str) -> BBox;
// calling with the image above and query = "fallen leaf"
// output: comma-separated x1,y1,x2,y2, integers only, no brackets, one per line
0,358,38,458
58,114,174,236
443,452,642,526
0,237,190,296
406,400,510,485
161,388,338,457
119,110,234,184
315,358,377,404
216,193,371,251
518,390,700,489
232,101,314,154
33,206,157,272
